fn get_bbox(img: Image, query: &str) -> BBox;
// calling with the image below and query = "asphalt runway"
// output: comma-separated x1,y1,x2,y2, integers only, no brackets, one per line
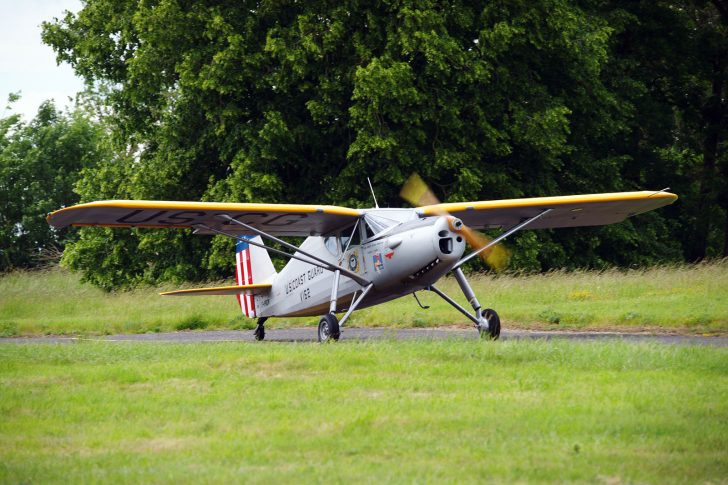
1,328,726,346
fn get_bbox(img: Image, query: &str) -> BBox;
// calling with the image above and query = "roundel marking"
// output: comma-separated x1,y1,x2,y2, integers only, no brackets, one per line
348,254,358,272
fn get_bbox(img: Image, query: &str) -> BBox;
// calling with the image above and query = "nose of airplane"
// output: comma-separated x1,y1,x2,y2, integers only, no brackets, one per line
434,216,466,261
447,216,464,232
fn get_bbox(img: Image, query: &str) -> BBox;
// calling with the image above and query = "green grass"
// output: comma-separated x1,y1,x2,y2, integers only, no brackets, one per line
0,340,726,483
1,261,727,336
355,260,728,334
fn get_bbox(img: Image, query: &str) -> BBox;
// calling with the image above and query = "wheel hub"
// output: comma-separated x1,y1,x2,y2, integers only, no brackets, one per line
318,313,340,342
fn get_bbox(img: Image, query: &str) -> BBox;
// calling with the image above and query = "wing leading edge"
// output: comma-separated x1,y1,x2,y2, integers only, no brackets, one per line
47,200,362,237
417,191,677,230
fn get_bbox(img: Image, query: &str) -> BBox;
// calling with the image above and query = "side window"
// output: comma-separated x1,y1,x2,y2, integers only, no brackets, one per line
324,236,339,256
340,223,361,250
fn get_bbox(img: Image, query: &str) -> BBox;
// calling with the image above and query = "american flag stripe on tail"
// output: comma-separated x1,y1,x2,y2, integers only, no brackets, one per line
236,238,256,318
245,247,255,316
235,247,245,315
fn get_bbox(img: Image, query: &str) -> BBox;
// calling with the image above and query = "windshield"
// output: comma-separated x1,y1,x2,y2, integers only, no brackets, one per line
324,236,339,256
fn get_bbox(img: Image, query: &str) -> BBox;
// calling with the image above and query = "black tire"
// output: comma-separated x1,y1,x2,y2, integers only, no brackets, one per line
318,313,340,343
478,308,500,340
254,325,265,341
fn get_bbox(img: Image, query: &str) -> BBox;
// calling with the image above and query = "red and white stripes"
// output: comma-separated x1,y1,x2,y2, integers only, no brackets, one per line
235,243,256,318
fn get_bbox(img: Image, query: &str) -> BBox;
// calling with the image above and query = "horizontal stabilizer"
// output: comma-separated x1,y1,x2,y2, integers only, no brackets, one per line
160,283,272,297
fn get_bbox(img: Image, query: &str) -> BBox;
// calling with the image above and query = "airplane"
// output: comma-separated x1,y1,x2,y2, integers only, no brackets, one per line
47,175,677,342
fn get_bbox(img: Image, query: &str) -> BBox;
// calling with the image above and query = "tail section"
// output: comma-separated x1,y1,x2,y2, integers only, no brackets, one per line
236,236,276,318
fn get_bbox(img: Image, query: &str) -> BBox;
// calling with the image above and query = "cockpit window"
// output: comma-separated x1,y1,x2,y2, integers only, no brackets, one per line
361,212,400,241
340,221,361,250
324,236,339,256
364,223,376,240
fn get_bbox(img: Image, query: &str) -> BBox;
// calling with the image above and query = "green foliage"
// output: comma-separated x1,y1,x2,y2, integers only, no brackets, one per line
37,0,728,287
538,308,562,325
599,0,728,262
0,97,110,271
174,315,208,331
0,321,18,337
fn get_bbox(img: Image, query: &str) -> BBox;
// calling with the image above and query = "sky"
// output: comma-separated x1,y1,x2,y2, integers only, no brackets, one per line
0,0,85,121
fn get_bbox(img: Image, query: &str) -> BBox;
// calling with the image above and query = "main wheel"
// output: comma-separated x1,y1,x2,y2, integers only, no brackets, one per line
478,308,500,340
318,313,340,343
254,325,265,341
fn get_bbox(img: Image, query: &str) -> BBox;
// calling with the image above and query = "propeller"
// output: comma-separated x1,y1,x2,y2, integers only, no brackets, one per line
399,173,510,271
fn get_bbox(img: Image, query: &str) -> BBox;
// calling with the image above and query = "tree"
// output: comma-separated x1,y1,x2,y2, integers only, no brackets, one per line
40,0,720,287
0,97,110,270
596,0,728,260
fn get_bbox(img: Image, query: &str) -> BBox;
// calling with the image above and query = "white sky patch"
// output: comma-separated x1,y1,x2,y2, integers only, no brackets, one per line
0,0,85,121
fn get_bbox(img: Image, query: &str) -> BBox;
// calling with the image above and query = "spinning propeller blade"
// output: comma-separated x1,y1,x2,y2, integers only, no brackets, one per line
400,173,510,271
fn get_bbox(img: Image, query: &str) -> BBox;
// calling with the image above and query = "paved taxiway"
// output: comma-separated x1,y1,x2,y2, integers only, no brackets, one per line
1,328,726,346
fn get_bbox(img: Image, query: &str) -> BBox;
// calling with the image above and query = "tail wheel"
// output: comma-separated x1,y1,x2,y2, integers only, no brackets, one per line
478,308,500,340
253,317,267,341
318,313,340,343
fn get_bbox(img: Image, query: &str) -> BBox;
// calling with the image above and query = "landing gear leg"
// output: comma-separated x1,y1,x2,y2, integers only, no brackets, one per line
452,267,500,340
318,279,375,343
429,268,500,340
254,317,267,341
317,270,342,343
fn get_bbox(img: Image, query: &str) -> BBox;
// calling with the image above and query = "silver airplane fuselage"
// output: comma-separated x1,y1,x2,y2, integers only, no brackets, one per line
256,212,467,318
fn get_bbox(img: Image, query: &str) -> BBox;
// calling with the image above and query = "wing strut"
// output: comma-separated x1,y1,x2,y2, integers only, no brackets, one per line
428,284,480,325
337,283,375,328
196,218,370,286
453,208,553,270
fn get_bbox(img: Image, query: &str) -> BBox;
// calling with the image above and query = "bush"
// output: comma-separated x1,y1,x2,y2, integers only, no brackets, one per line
0,321,18,337
175,315,208,331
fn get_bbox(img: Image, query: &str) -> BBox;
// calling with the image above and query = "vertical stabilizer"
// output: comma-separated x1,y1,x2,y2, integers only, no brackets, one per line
235,236,277,317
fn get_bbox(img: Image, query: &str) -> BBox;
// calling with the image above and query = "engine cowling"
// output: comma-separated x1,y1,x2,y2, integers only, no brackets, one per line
364,216,466,290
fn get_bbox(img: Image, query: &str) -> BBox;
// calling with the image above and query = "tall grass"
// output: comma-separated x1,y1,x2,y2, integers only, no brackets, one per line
1,260,727,336
354,260,728,333
0,268,249,336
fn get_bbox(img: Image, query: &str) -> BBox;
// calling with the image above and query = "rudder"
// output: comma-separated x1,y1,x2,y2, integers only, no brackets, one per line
235,236,276,317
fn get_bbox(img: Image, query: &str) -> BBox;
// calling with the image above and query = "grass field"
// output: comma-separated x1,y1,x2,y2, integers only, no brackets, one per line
0,340,726,483
1,260,727,337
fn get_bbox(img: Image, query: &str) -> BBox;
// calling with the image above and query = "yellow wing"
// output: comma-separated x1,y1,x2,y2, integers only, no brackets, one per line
418,191,677,230
47,200,361,236
160,283,272,296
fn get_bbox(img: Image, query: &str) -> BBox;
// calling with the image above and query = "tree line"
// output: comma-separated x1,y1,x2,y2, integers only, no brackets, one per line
1,0,726,289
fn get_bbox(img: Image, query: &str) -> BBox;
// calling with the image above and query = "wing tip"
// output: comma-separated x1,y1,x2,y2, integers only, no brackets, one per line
645,191,678,207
